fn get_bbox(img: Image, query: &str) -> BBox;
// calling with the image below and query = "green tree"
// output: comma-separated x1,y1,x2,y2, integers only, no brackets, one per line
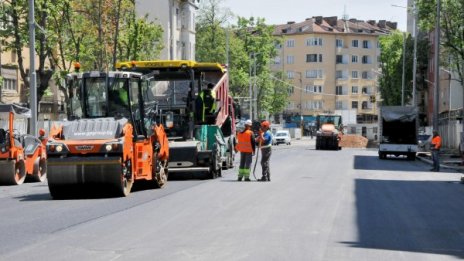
0,0,163,110
196,0,286,119
417,0,464,103
378,30,429,106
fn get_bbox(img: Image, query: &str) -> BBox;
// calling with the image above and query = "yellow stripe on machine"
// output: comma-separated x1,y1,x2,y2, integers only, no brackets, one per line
116,60,224,73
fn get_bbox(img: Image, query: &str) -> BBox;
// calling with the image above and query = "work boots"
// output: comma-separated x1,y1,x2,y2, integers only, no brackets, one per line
244,177,251,181
237,177,242,181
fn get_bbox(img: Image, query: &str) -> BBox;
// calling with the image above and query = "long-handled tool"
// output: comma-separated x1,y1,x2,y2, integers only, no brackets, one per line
252,135,262,181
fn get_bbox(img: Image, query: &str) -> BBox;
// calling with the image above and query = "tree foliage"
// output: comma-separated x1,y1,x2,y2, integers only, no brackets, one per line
0,0,163,105
378,31,429,106
196,0,286,119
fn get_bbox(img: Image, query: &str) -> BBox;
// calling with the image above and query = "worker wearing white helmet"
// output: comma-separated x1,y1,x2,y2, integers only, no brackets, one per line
235,119,256,181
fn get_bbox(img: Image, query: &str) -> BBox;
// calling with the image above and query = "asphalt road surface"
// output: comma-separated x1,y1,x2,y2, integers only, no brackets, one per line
1,139,464,261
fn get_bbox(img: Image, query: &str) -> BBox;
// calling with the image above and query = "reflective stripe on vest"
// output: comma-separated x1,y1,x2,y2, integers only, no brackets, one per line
236,130,253,153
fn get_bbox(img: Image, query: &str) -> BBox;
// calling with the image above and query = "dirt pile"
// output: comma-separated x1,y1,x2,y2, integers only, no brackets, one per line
339,134,368,148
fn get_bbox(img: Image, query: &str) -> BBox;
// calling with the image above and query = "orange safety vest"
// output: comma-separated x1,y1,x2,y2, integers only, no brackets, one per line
432,135,442,150
236,130,253,153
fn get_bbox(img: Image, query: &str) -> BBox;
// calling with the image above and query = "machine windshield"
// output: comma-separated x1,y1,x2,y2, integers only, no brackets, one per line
68,78,83,119
318,115,342,126
82,77,130,118
149,80,191,108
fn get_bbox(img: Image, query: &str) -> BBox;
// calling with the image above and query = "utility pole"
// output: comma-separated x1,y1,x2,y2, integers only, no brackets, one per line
248,53,254,121
412,0,418,106
433,0,440,131
401,32,406,106
28,0,37,135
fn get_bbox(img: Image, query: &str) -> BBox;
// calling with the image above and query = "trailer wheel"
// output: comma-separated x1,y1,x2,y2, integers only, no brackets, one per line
31,158,47,182
209,144,222,179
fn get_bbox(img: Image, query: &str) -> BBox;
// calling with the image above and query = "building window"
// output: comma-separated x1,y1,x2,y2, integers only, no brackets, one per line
306,69,323,79
3,78,17,91
287,55,294,64
352,40,358,47
336,86,344,95
336,55,343,64
287,39,295,47
362,101,368,109
288,86,294,94
273,56,281,65
363,40,371,49
319,54,323,62
352,55,358,63
275,43,282,49
336,70,348,79
313,85,323,93
336,39,343,47
352,71,358,79
176,8,181,29
306,54,317,63
362,55,371,64
361,71,371,79
352,86,358,94
352,101,358,109
305,85,312,93
306,37,323,46
287,71,294,79
362,86,373,95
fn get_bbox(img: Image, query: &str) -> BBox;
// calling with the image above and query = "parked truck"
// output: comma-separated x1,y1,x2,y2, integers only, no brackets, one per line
116,60,238,179
378,106,418,160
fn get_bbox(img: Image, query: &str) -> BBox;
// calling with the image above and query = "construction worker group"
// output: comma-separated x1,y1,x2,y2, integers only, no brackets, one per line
235,120,273,182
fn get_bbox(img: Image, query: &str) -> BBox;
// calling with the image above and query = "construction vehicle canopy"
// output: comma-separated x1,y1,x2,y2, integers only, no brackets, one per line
116,60,237,178
46,71,169,198
0,104,32,118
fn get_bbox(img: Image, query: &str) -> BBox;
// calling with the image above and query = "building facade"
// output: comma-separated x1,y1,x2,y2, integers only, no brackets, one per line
136,0,199,60
272,17,396,126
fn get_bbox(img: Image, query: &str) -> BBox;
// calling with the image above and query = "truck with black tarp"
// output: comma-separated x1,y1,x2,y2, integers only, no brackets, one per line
378,106,418,160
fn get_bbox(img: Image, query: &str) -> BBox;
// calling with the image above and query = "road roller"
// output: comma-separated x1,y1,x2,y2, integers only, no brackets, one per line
0,104,47,185
46,70,169,198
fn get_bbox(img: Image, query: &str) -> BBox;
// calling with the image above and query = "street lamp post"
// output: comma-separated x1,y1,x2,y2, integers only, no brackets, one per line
392,3,418,106
401,32,406,106
28,0,37,136
412,1,418,106
433,0,441,131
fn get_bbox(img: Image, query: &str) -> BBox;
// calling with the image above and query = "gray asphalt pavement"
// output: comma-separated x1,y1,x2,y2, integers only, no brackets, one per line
1,140,464,260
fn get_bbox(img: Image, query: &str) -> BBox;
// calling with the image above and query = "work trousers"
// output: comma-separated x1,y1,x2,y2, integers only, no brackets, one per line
260,147,272,180
238,152,253,178
432,149,440,171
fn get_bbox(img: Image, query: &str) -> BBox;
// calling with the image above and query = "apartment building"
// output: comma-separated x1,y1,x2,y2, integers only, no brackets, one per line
272,16,396,125
136,0,199,60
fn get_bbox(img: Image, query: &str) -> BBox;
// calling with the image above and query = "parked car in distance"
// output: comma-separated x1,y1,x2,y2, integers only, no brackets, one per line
273,130,291,145
417,134,432,154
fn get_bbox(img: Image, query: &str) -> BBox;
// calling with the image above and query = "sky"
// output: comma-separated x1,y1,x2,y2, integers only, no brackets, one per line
221,0,408,31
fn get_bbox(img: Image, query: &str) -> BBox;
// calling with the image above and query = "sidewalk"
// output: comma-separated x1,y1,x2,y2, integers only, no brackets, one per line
416,148,464,173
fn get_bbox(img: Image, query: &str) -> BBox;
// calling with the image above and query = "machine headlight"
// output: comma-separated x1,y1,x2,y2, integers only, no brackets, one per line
105,144,112,151
56,145,63,152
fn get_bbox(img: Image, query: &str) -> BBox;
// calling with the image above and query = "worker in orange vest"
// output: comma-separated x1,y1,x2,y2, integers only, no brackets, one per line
430,130,442,172
235,120,256,181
